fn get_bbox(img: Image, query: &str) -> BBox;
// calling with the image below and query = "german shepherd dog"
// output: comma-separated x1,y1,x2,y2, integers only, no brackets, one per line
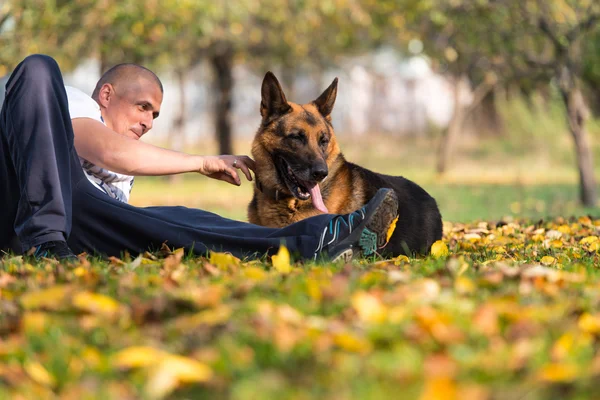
248,72,443,256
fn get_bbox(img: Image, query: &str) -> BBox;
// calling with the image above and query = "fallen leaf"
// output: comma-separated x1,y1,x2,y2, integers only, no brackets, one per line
72,291,122,318
209,252,240,269
578,313,600,334
20,285,72,311
272,245,292,274
538,363,579,382
431,241,449,259
24,361,55,387
540,256,556,266
146,355,213,399
112,346,166,369
351,292,387,324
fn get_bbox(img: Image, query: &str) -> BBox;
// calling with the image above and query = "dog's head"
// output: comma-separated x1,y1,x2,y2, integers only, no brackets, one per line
251,72,341,213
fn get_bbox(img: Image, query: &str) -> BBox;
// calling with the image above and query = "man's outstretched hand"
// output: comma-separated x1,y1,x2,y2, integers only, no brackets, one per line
199,155,256,186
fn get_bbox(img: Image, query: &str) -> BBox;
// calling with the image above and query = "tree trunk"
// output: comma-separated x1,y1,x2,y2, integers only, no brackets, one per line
436,76,464,175
558,69,597,207
210,43,234,155
471,89,505,137
167,68,187,184
437,76,495,174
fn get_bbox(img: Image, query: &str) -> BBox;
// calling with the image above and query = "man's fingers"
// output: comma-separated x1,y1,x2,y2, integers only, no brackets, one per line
225,167,241,185
241,156,256,172
239,164,253,181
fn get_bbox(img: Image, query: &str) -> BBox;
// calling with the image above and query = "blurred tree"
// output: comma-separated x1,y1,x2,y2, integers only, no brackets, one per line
403,0,599,207
582,29,600,115
398,0,499,174
0,0,98,73
492,0,600,207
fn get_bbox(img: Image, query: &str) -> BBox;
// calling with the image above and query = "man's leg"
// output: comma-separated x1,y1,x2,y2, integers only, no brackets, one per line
69,179,333,259
0,54,74,253
69,175,398,261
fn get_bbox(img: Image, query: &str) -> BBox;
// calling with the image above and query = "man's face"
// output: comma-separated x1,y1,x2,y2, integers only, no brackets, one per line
100,79,163,140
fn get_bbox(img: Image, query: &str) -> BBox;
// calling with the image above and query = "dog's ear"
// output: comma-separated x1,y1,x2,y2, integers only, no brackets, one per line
313,78,338,118
261,72,291,120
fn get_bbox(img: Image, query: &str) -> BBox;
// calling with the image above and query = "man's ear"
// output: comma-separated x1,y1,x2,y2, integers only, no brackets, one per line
260,71,291,120
313,78,338,118
96,83,115,108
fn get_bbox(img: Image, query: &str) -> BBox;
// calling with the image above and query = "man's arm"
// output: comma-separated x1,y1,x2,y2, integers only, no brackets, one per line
72,118,254,185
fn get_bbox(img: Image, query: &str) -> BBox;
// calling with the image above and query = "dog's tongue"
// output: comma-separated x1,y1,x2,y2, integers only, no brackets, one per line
306,182,329,213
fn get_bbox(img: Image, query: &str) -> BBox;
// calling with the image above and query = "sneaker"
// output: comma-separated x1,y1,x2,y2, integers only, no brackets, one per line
31,241,78,261
314,188,399,262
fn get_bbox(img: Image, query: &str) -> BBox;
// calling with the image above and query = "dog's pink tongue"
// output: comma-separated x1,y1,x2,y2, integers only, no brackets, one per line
307,183,329,213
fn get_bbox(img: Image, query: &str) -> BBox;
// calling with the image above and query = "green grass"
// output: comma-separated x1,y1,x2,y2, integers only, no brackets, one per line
2,218,600,399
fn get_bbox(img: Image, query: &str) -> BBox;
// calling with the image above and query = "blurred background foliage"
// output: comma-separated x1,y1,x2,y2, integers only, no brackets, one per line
1,0,600,222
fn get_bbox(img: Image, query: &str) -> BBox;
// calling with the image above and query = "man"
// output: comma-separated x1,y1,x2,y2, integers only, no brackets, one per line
0,54,399,262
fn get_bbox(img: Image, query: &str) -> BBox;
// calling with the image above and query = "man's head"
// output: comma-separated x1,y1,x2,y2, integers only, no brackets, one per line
92,64,163,140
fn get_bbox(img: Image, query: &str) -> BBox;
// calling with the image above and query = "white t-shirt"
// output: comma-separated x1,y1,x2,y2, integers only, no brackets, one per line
66,86,134,203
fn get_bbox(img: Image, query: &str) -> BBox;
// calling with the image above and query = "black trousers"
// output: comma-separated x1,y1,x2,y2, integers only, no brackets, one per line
0,55,332,259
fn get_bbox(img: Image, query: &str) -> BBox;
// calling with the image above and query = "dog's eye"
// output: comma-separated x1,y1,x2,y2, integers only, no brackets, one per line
319,137,329,146
287,134,306,143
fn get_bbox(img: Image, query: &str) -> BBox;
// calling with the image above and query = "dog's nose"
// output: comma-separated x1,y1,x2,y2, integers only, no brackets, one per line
311,167,328,181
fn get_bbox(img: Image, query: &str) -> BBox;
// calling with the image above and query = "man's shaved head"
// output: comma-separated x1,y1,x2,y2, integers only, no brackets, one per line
92,63,164,140
92,63,163,101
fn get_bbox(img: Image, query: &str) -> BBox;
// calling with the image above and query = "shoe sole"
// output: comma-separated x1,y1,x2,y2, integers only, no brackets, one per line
330,189,399,262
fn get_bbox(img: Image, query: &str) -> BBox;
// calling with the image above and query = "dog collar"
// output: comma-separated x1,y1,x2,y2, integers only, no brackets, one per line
255,179,293,201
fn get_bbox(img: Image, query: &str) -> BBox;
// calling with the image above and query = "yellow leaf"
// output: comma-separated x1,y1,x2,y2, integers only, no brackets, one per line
550,240,563,248
24,361,56,387
386,216,399,245
82,347,102,369
20,285,72,311
578,313,600,334
540,256,556,266
21,312,49,333
493,246,506,253
272,245,292,274
579,236,598,245
539,363,579,382
420,376,457,400
351,292,387,324
209,252,240,269
454,276,475,294
333,332,372,354
578,216,592,225
431,241,449,259
243,266,267,281
552,333,574,360
306,277,322,301
589,242,600,252
532,234,545,242
171,306,232,330
112,346,166,369
392,254,410,265
72,291,121,318
146,355,212,399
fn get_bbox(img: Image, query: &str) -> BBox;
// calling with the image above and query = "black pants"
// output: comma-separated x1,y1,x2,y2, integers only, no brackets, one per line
0,55,332,259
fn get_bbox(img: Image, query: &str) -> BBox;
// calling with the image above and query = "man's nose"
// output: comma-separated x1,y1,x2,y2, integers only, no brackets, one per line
141,116,153,133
